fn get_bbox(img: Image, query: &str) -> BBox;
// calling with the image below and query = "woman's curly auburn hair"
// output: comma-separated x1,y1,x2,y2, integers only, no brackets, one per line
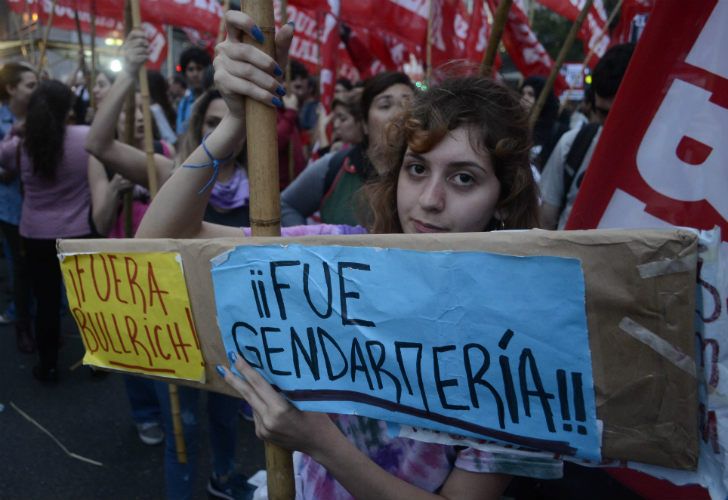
364,76,540,234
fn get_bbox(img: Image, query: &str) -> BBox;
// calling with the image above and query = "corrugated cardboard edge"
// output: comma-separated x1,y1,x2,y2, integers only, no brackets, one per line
57,228,699,469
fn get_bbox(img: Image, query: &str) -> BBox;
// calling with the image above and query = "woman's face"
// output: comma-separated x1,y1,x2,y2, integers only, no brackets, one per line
117,93,144,144
8,71,38,111
201,98,227,138
332,104,364,145
396,126,501,234
520,85,535,111
366,83,414,148
93,73,112,105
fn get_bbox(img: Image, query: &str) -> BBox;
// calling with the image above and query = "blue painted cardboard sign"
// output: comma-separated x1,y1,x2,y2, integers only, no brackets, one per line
211,244,601,460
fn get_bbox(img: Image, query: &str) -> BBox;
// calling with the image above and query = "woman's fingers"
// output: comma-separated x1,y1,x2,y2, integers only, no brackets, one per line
274,23,294,72
223,10,265,44
232,351,289,404
217,362,269,411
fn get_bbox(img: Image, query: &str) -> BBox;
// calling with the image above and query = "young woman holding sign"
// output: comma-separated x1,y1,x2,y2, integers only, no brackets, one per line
137,12,557,500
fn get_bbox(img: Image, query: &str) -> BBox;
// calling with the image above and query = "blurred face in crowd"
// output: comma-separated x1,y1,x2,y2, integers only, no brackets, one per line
593,94,615,125
118,93,145,144
185,61,206,93
290,76,308,103
201,97,228,138
332,104,364,145
93,73,113,106
334,83,349,101
520,85,535,111
168,79,186,103
397,127,501,235
365,83,414,150
7,70,38,112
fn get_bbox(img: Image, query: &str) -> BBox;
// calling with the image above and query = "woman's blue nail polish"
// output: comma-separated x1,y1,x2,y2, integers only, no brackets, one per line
228,350,237,363
286,21,295,29
251,25,265,43
276,85,286,97
272,97,283,108
216,365,226,377
273,64,283,77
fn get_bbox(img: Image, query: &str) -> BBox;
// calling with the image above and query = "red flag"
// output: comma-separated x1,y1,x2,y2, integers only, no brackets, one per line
490,0,568,94
318,0,340,109
536,0,610,66
565,2,727,496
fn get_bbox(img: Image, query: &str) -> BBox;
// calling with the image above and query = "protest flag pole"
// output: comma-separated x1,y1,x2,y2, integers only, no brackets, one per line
130,0,159,198
426,0,434,84
37,0,58,72
167,26,174,78
122,1,136,238
73,11,91,106
582,0,623,70
128,0,190,467
217,0,231,44
479,0,512,76
90,0,98,112
242,0,295,498
529,0,593,129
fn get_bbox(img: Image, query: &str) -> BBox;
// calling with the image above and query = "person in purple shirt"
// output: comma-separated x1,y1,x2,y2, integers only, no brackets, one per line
0,80,93,382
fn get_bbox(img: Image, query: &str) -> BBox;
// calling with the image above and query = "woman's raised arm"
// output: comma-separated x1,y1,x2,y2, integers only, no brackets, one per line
85,29,173,189
136,11,293,240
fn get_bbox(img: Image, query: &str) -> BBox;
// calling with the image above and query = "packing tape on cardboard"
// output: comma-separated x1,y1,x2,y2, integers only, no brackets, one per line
619,317,696,378
637,254,697,279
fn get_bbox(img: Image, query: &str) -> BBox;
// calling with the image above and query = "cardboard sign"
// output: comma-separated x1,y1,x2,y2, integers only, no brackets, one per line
211,245,601,460
60,252,205,382
56,229,698,469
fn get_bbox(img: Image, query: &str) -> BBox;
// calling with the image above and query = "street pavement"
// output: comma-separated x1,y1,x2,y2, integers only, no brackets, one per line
0,253,265,499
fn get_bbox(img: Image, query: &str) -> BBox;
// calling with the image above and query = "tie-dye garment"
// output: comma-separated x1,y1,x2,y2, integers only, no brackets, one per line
293,415,562,499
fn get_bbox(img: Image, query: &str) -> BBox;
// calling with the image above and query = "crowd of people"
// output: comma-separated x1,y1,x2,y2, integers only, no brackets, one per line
0,10,637,500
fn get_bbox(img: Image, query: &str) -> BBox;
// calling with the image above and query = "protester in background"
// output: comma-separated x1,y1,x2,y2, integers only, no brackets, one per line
0,61,37,352
277,84,307,190
520,75,566,171
175,46,212,135
334,77,353,100
539,43,635,230
0,81,93,382
309,93,365,161
147,70,177,145
69,68,91,124
87,30,254,500
168,74,187,108
280,71,414,227
137,14,561,498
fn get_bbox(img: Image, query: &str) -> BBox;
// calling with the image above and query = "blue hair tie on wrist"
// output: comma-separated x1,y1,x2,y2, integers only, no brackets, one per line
182,134,234,194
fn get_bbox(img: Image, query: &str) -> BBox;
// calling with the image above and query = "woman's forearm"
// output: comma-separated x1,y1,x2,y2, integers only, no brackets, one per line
136,113,246,239
86,70,135,158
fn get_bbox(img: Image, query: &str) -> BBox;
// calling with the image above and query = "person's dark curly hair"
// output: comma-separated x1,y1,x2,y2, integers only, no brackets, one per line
24,80,74,179
592,43,635,99
365,76,539,233
179,46,212,72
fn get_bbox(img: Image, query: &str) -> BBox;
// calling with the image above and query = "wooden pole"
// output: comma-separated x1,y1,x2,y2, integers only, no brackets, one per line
582,0,623,69
11,15,30,61
426,0,434,84
217,0,231,44
529,0,594,129
129,0,159,198
242,1,295,498
479,0,512,76
166,26,174,78
123,1,136,239
37,0,59,72
90,0,97,111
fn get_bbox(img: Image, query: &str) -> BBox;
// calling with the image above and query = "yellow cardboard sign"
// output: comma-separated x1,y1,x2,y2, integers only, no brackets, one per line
60,252,205,382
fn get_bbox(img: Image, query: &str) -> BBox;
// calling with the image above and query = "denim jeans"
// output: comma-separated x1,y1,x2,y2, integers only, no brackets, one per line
154,382,240,500
124,375,161,425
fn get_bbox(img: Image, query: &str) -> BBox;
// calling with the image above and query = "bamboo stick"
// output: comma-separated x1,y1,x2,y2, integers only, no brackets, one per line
37,0,59,72
129,0,159,198
242,0,295,498
167,26,174,78
582,0,623,69
426,0,434,84
123,1,136,239
479,0,512,76
90,0,97,112
529,0,594,129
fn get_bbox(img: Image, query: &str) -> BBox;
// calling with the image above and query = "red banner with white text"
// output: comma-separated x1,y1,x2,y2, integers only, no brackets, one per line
536,0,610,66
566,1,728,497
